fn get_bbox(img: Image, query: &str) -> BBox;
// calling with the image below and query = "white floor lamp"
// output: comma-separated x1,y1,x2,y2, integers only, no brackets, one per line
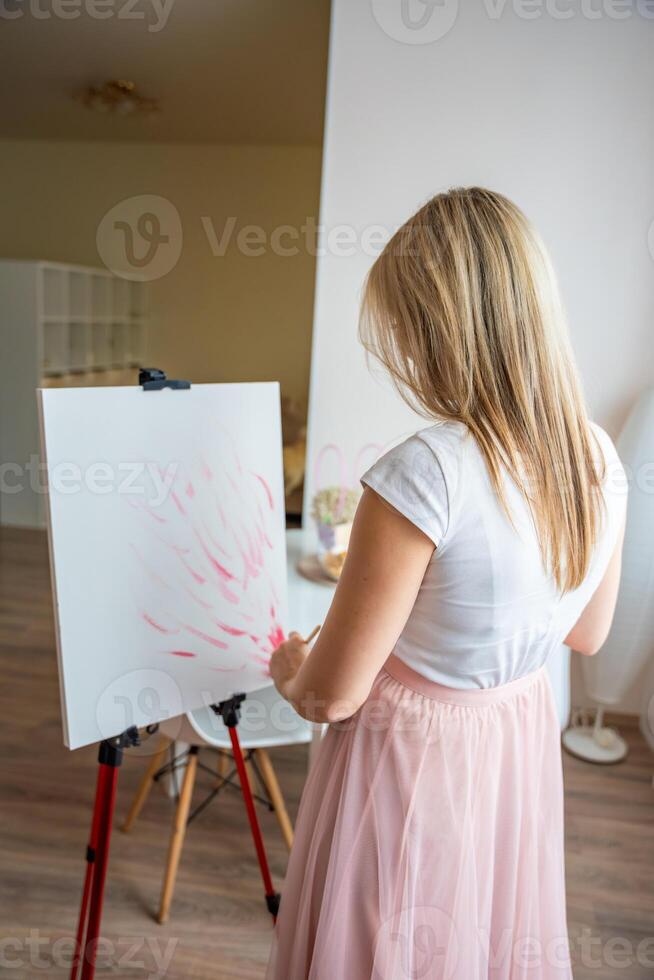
563,389,654,763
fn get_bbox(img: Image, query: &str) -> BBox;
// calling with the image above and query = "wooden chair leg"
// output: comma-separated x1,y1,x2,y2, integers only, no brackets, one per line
158,747,198,924
245,757,257,794
122,737,169,833
215,748,228,787
255,748,294,851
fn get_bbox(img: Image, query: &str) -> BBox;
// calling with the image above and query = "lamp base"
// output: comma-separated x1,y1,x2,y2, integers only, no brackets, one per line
562,724,628,764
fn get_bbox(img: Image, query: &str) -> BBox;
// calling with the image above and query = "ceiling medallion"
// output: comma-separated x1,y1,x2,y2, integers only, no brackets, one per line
77,80,159,116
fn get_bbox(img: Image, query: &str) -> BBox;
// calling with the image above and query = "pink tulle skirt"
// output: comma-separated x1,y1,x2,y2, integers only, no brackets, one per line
267,654,572,980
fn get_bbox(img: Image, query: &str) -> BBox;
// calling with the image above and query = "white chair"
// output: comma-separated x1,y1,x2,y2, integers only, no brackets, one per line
122,682,313,923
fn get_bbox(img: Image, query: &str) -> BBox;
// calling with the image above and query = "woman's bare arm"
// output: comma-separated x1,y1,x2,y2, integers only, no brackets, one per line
564,512,626,656
270,488,435,723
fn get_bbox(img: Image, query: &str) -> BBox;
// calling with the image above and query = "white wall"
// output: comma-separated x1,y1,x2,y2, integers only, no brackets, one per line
305,0,654,715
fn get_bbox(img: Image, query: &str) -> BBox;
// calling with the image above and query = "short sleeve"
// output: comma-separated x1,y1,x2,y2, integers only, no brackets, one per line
360,433,450,547
586,422,627,543
552,422,628,639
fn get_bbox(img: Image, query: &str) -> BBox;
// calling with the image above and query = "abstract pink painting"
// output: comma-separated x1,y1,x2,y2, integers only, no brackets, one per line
38,382,287,749
131,447,285,672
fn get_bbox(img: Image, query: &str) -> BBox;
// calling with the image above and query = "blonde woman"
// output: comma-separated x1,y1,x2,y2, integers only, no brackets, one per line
266,188,627,979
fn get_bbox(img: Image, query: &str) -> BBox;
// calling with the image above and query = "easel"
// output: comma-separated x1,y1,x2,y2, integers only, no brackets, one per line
210,694,281,918
70,370,281,980
71,727,140,980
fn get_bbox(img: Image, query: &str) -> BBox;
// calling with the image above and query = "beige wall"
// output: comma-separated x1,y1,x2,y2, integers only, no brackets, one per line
0,138,322,407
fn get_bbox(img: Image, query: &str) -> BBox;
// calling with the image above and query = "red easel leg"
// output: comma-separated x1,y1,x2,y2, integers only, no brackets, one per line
79,762,119,980
228,726,280,920
71,733,135,980
70,764,109,980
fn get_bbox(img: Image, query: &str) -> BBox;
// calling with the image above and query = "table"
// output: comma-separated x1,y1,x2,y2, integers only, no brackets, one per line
286,528,336,761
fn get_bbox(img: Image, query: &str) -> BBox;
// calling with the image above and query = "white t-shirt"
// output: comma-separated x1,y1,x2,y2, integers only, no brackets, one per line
361,420,627,688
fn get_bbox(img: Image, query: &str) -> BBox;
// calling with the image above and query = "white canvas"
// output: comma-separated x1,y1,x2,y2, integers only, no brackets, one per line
38,382,287,750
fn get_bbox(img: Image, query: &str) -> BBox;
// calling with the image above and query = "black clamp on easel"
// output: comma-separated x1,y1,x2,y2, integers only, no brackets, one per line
211,694,281,919
138,367,191,391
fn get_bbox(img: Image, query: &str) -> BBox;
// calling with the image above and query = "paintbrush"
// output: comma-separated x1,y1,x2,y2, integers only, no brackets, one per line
303,624,321,645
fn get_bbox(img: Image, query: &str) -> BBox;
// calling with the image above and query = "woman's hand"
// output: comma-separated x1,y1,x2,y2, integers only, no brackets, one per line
267,488,433,724
270,631,310,701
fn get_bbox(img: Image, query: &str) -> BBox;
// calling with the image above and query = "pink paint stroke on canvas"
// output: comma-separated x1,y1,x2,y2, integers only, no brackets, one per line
130,431,285,679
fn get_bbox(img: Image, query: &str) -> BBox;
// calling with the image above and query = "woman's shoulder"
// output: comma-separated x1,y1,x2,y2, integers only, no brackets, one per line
414,419,470,455
370,420,467,484
359,421,464,548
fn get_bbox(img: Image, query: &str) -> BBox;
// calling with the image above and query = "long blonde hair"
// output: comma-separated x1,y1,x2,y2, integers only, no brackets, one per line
360,187,604,593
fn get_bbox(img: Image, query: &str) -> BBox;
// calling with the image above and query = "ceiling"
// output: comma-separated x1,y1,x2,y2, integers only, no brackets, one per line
0,0,331,145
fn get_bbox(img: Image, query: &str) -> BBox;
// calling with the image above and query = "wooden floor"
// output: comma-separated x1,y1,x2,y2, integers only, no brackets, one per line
1,527,653,979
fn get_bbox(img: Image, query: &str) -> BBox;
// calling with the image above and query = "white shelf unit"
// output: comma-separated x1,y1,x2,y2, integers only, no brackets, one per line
0,261,149,527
